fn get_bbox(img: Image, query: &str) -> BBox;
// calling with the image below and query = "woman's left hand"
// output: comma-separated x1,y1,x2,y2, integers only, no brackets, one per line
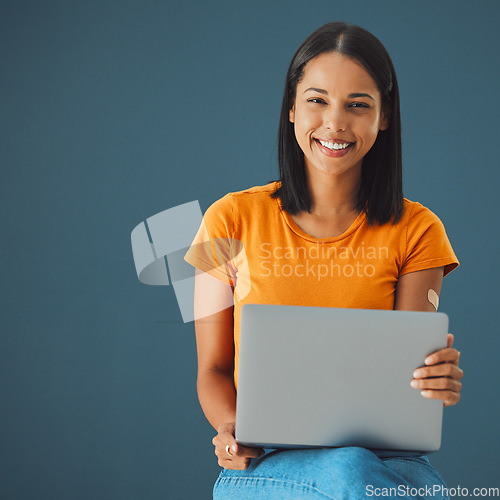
410,333,463,406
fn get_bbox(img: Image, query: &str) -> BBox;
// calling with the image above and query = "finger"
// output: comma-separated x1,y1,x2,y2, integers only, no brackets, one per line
443,393,461,407
231,443,265,458
218,457,251,470
424,348,460,365
447,333,454,349
420,389,460,406
411,376,462,392
213,428,238,453
213,440,238,458
214,444,240,462
413,364,464,381
212,434,232,450
215,426,236,445
213,437,264,460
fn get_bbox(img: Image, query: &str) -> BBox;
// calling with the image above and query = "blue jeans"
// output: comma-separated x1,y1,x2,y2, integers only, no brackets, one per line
213,447,450,499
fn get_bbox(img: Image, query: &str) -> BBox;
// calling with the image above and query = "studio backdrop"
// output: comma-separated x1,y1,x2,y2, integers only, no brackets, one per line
1,1,499,498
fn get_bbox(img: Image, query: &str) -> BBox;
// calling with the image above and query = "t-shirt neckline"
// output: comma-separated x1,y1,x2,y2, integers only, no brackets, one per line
275,196,367,244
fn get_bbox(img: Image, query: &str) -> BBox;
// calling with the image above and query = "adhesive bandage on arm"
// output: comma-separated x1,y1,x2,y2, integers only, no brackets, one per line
427,288,440,311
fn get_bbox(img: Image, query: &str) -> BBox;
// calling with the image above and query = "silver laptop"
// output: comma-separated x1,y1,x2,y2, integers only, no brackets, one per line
235,304,448,454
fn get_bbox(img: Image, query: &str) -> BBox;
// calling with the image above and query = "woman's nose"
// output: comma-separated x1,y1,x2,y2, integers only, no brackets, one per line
324,105,348,132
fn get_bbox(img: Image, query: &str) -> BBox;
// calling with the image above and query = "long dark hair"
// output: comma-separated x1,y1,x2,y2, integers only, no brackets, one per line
270,21,403,226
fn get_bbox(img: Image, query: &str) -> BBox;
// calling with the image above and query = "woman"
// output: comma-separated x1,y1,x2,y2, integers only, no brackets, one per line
184,21,462,499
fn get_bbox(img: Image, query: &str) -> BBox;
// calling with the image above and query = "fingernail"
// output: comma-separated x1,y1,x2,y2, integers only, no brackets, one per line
410,380,418,388
413,370,421,378
421,390,430,397
425,356,434,364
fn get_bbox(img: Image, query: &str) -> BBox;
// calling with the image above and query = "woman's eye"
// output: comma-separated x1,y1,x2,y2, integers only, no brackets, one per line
307,98,326,104
349,102,369,109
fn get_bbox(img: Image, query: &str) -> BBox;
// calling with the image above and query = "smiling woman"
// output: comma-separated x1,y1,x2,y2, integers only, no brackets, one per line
285,51,391,239
183,21,461,500
289,52,388,177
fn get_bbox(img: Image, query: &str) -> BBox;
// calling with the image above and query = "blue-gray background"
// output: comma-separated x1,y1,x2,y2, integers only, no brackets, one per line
2,0,499,498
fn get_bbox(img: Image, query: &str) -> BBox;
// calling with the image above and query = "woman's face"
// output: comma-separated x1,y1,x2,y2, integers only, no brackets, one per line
289,51,388,179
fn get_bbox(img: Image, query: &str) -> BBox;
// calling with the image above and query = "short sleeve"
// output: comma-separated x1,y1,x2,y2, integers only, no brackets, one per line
183,194,239,286
400,203,459,278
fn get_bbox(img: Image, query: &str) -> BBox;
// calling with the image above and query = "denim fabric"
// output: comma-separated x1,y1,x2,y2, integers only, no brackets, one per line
213,447,450,499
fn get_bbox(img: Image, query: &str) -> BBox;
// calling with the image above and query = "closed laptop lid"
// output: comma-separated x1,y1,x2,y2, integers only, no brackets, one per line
235,304,448,453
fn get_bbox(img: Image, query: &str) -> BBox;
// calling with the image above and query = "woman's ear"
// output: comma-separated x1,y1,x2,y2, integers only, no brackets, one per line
289,104,295,123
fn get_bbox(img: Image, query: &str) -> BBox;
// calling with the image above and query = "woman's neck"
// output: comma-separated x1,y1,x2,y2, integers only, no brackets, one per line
304,164,361,218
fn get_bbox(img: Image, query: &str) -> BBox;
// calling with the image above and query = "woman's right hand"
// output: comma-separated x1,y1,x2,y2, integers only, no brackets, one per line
212,422,265,470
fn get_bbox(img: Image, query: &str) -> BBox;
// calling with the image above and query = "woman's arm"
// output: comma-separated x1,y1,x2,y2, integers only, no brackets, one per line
193,269,264,469
394,266,463,406
194,269,237,430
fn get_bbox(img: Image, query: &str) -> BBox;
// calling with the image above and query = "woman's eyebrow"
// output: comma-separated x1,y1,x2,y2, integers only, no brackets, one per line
303,87,375,101
303,87,328,95
349,92,375,101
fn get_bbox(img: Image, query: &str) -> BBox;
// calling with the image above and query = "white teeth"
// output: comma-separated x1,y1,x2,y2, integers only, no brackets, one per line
318,140,351,150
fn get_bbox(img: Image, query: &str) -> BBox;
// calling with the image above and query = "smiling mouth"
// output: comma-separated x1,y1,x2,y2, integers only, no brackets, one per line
314,138,355,151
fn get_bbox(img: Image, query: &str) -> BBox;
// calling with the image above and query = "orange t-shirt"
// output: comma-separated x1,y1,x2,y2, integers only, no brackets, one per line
184,181,459,389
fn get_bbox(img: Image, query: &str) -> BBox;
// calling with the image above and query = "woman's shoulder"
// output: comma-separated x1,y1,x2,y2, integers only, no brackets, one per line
227,180,280,200
397,198,454,245
207,181,280,212
401,197,445,226
399,198,459,276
